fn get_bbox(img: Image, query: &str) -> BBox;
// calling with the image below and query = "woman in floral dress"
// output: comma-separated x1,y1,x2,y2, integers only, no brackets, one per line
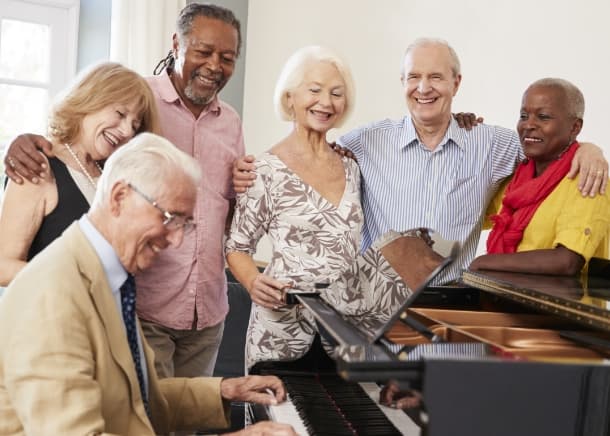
225,46,364,369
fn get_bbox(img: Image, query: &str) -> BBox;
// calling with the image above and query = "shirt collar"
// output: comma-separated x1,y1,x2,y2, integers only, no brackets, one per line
157,70,222,116
443,117,467,150
401,115,466,151
78,215,127,295
402,116,420,148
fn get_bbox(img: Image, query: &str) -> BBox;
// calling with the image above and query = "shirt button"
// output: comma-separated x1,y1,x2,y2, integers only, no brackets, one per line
189,289,195,295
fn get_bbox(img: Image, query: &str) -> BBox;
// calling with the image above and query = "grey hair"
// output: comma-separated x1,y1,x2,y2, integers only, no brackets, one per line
400,37,461,78
273,45,356,129
176,2,242,57
527,78,585,119
92,133,201,208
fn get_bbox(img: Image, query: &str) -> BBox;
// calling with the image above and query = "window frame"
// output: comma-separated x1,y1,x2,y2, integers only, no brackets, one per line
0,0,80,95
0,0,80,146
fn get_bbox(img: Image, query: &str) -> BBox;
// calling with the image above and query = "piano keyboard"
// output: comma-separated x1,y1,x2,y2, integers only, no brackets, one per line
259,375,419,435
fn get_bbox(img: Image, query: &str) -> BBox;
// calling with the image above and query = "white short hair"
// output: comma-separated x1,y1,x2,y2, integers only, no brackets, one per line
273,45,355,129
401,37,461,78
92,132,201,208
527,78,585,119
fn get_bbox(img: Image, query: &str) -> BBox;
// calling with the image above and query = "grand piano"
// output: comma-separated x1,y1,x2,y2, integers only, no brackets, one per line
249,232,610,436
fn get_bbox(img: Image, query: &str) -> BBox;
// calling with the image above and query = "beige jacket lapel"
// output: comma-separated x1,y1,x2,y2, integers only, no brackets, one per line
68,223,153,429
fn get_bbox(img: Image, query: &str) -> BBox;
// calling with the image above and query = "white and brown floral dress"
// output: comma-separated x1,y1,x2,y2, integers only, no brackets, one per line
226,152,365,369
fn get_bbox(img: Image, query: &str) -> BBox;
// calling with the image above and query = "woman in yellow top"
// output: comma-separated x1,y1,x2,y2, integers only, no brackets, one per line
470,78,610,275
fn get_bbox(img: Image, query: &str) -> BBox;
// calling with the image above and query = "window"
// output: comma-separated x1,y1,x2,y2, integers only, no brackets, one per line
0,0,79,153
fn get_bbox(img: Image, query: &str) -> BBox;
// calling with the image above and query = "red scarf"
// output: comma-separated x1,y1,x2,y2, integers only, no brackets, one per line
486,141,579,254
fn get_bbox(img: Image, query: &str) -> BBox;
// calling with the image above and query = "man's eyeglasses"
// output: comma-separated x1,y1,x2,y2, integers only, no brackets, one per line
128,183,195,234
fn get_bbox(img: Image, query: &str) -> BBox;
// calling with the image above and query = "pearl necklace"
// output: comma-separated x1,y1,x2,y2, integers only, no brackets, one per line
63,143,103,189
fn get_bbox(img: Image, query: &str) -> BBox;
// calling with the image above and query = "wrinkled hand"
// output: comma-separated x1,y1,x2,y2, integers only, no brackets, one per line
453,112,484,130
4,133,53,184
330,143,357,161
229,421,297,436
233,154,257,194
566,142,608,197
379,380,423,410
221,375,286,405
248,273,291,309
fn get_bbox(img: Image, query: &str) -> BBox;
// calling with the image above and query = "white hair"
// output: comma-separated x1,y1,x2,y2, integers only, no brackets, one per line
527,78,585,119
92,132,201,208
400,37,461,78
273,45,356,129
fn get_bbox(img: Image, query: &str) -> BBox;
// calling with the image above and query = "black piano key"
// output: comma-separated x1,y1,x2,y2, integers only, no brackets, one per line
279,373,403,436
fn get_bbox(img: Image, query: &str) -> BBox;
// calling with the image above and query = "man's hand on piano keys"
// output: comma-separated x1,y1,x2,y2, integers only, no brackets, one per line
379,380,423,410
229,421,298,435
221,376,298,435
220,375,287,405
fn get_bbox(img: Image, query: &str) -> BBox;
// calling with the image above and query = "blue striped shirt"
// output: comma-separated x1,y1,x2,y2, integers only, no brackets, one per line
338,116,523,283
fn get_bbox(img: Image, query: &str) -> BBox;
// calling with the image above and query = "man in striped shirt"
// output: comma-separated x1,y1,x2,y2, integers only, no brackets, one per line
234,38,607,284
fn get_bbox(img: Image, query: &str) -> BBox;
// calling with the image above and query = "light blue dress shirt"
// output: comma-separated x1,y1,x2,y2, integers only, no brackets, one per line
339,116,524,283
78,215,149,396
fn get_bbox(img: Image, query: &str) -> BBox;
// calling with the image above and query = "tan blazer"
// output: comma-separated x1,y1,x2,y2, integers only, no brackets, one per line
0,223,231,435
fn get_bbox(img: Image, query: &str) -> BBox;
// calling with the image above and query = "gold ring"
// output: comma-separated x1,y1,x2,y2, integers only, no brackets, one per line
7,157,16,168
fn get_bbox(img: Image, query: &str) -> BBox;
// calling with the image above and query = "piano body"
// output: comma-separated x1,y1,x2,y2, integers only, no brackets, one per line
249,234,610,436
333,268,610,436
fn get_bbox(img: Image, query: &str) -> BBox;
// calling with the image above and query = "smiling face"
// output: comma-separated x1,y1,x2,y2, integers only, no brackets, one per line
78,102,142,161
286,61,347,134
115,174,197,274
517,84,583,174
401,43,461,129
171,16,238,114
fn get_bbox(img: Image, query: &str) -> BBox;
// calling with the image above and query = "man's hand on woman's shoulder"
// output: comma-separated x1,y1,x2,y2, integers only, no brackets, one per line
4,134,54,184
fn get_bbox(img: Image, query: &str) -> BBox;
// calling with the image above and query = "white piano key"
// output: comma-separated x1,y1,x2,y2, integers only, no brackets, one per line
267,383,421,436
267,393,309,436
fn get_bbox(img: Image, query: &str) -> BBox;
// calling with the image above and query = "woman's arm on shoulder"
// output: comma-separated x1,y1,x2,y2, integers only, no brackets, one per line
0,163,56,285
567,142,608,197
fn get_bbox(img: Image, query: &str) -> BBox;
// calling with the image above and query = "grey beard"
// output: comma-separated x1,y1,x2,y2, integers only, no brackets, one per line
184,80,215,107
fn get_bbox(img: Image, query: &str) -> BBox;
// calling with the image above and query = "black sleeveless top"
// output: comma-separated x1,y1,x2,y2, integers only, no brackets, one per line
27,157,90,260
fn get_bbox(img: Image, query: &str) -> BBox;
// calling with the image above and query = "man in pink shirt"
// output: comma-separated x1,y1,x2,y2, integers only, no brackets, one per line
135,3,245,378
134,3,246,379
3,3,245,379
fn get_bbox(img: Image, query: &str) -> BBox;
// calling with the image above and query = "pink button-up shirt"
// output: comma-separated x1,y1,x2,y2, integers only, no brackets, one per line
136,73,245,330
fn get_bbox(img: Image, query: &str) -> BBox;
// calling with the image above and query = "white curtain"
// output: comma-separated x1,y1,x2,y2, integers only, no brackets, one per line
110,0,186,77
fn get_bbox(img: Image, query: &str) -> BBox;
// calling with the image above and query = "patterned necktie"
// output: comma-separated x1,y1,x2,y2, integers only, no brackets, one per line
120,274,150,417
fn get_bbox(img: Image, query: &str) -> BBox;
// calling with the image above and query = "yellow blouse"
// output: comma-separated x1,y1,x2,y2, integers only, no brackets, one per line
485,177,610,261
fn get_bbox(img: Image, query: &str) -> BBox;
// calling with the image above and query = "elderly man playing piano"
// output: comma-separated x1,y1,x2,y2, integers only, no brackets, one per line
0,133,295,436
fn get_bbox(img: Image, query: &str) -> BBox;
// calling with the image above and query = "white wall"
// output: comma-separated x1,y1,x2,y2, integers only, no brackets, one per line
242,0,610,261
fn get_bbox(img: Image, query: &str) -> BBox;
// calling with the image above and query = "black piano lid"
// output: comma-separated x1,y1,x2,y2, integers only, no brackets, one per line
297,239,459,349
461,261,610,333
369,242,459,342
